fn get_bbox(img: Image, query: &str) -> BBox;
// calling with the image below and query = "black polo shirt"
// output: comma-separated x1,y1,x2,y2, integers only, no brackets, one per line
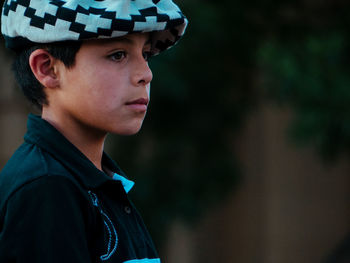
0,114,160,263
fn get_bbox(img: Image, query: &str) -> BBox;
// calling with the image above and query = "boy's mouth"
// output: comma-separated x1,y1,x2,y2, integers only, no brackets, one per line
126,98,149,105
125,98,149,112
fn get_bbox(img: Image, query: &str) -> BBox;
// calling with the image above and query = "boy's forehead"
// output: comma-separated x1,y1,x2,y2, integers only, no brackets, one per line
86,33,152,47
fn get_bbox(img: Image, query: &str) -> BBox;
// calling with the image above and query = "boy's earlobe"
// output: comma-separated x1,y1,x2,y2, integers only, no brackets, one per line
29,49,60,89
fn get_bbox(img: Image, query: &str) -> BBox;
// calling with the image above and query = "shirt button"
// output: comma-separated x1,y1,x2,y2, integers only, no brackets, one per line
124,206,131,214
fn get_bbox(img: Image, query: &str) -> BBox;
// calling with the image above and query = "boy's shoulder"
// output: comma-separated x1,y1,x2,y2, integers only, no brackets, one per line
0,141,81,211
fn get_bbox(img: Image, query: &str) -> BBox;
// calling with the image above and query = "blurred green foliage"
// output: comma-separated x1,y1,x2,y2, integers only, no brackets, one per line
258,33,350,160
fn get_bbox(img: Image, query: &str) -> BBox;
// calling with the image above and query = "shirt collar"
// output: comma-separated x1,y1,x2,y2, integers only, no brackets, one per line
24,114,134,192
112,173,135,193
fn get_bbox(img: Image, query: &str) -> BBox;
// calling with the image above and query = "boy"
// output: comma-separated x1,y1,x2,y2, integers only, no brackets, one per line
0,0,187,262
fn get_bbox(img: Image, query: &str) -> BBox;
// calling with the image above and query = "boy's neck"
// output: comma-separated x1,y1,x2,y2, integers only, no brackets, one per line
41,109,106,171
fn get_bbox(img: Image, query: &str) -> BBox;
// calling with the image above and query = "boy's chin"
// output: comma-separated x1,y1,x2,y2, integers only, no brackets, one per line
120,130,141,136
111,124,144,136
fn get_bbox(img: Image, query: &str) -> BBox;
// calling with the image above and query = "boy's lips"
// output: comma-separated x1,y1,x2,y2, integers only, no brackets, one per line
125,98,149,112
126,98,149,105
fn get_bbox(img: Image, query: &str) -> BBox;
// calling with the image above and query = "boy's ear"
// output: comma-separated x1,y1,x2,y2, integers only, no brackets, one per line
29,49,60,89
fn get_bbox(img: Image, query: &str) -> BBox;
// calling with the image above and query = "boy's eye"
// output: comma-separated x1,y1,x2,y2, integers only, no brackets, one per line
143,51,153,61
109,51,126,61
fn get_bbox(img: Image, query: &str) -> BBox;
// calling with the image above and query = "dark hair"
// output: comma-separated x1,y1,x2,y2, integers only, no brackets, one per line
12,41,82,109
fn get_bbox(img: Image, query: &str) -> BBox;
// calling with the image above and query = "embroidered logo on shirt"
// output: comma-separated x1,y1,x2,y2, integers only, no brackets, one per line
88,191,118,261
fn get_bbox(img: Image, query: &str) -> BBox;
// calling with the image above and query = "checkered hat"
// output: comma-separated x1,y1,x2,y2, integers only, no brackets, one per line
1,0,188,55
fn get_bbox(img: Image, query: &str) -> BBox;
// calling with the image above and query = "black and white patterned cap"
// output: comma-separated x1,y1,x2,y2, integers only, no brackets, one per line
1,0,188,55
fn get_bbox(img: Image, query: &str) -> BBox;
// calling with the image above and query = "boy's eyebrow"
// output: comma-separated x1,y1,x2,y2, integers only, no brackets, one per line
92,35,152,49
114,35,152,46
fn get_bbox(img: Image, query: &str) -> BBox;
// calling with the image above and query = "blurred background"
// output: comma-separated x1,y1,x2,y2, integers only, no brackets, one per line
1,0,350,262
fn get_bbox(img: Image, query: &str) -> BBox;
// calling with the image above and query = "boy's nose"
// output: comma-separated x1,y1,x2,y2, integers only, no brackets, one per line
133,59,153,87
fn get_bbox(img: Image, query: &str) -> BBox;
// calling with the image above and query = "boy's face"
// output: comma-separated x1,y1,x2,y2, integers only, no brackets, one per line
51,32,153,136
49,33,152,135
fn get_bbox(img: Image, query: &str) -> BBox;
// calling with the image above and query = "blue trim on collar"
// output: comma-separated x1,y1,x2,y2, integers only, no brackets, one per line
123,258,161,263
112,173,135,193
